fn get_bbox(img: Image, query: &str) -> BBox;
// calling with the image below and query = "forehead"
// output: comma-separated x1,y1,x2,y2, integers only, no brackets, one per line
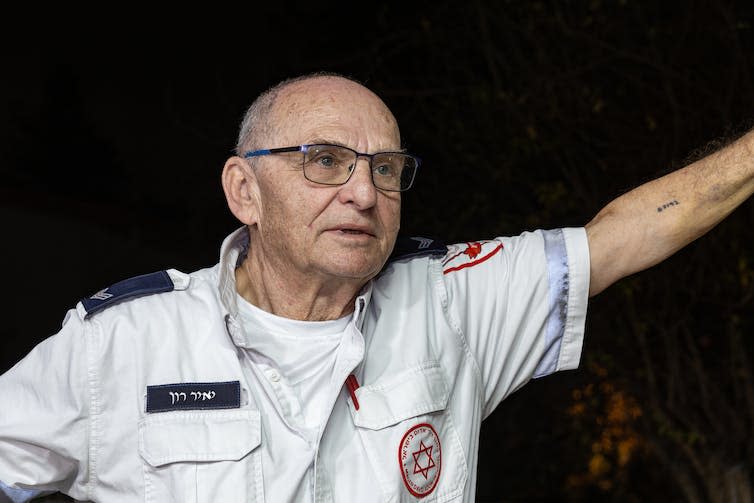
270,78,401,150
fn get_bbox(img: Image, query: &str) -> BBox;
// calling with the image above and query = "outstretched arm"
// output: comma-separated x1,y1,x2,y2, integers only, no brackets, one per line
586,128,754,297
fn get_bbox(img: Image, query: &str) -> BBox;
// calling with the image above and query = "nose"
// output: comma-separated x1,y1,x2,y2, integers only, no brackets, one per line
337,158,378,209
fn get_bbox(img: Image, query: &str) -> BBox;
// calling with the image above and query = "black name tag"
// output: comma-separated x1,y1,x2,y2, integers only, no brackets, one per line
146,381,241,413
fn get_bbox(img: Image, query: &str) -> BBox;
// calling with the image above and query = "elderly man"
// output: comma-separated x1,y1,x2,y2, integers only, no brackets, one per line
1,72,752,502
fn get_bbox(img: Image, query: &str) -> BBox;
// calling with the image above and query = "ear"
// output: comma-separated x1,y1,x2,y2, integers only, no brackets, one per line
221,156,260,225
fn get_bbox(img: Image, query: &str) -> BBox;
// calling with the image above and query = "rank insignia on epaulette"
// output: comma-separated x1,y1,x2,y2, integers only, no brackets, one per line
80,270,174,318
388,235,447,262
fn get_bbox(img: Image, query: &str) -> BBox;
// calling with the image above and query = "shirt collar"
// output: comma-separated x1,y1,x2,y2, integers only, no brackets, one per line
216,226,374,344
218,225,250,319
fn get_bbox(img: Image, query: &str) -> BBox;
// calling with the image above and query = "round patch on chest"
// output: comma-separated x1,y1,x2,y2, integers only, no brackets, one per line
398,423,442,497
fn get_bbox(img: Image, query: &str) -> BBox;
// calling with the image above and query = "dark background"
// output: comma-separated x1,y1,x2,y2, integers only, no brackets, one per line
2,2,754,501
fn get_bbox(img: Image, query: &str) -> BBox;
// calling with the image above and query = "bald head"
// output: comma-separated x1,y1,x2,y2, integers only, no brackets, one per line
235,73,401,155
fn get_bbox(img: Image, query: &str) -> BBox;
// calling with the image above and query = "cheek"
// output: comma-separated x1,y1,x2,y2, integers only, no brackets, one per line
256,184,298,237
380,197,402,231
263,183,334,233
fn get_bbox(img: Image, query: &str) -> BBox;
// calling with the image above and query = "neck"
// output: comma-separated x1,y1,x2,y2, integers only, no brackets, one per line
235,253,364,322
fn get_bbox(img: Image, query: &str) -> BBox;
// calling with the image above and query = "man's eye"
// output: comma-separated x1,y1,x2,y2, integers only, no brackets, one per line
374,163,396,177
311,154,336,167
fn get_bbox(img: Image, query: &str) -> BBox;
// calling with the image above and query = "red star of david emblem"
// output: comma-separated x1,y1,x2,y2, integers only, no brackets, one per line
412,440,436,479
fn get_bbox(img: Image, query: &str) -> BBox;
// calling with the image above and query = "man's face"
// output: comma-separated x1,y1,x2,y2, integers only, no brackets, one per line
248,78,402,284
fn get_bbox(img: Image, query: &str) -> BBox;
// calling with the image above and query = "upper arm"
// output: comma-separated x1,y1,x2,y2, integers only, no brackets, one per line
586,187,695,297
585,131,754,296
585,208,629,297
0,309,90,498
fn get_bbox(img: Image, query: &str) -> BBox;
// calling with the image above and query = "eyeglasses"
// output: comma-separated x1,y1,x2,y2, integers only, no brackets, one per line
243,144,420,192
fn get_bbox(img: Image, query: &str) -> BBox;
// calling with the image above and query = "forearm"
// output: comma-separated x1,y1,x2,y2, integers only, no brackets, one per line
586,128,754,296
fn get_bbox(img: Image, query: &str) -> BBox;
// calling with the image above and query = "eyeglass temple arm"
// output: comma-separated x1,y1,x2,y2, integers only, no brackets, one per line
243,146,303,158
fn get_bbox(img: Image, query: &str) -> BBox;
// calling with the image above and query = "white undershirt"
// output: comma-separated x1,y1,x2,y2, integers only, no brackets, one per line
236,294,349,433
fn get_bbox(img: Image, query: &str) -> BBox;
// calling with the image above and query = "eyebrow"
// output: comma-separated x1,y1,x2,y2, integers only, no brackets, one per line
307,138,408,154
309,137,347,147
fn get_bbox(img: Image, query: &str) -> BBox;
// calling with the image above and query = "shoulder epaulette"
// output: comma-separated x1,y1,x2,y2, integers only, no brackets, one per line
80,270,174,318
388,235,447,262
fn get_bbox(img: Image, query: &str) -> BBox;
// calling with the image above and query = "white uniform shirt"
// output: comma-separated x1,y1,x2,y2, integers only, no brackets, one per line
0,225,590,502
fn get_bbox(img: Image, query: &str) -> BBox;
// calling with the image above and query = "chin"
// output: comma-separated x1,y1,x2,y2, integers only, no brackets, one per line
321,256,384,281
331,265,381,281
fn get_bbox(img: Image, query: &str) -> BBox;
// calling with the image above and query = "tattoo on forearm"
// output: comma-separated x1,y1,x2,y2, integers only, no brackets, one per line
657,200,680,212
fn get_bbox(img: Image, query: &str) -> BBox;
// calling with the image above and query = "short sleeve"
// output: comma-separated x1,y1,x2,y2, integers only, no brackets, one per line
442,228,590,417
0,309,91,501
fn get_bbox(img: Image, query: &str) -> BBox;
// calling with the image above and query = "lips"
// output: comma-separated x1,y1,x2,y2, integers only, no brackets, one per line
329,224,376,237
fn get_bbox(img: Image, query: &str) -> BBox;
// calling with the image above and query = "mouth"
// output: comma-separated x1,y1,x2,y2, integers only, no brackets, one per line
330,226,376,237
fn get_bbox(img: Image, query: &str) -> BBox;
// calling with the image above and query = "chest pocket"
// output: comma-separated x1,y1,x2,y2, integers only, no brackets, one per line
138,409,263,503
350,361,467,502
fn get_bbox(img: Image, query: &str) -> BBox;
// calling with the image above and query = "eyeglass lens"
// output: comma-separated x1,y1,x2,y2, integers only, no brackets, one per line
303,145,417,191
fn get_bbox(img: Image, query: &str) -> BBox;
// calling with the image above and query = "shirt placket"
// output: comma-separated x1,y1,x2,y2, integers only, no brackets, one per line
227,313,311,438
311,297,368,502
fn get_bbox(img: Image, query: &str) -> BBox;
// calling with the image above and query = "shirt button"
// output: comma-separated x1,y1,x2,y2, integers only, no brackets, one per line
267,369,281,382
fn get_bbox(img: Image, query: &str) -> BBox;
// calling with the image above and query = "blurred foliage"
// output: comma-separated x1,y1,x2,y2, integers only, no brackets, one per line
565,359,647,499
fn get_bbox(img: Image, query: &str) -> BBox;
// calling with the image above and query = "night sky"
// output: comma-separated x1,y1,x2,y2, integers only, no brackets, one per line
2,3,754,500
